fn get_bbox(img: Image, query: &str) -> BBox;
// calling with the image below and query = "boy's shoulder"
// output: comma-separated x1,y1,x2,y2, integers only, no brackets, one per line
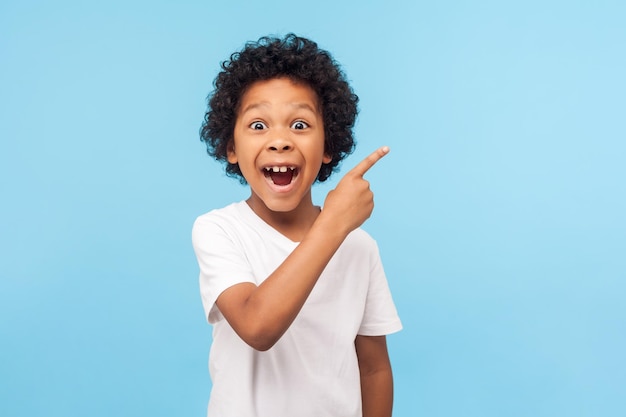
192,201,248,237
343,227,379,254
195,201,244,222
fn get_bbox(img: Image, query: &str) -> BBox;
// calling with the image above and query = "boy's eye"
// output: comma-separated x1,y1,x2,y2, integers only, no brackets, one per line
291,120,309,130
250,121,267,130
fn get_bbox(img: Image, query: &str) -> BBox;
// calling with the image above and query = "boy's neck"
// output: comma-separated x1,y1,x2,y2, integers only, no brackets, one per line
246,193,320,242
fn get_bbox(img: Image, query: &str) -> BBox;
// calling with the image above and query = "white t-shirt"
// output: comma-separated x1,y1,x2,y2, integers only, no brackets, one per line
192,201,402,417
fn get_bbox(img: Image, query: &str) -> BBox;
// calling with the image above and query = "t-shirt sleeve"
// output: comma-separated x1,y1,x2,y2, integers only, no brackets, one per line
358,241,403,336
192,214,256,324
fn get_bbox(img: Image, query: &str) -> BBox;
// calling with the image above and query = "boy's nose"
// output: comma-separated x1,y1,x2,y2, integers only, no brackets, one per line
267,137,292,152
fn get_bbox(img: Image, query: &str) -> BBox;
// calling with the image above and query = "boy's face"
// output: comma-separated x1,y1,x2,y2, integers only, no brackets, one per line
228,77,330,214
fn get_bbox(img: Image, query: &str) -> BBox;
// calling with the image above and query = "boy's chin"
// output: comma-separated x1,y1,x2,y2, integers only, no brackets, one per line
249,193,311,214
261,199,303,213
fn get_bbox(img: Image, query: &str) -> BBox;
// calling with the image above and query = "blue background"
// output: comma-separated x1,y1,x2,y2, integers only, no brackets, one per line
1,1,624,416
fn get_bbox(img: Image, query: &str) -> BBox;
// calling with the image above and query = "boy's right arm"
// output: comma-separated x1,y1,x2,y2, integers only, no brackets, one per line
215,147,390,351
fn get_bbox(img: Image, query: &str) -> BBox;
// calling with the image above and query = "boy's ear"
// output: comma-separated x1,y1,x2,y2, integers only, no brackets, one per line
322,153,332,164
226,141,237,164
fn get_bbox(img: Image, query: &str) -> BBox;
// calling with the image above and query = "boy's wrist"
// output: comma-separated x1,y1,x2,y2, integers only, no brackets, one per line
313,210,352,242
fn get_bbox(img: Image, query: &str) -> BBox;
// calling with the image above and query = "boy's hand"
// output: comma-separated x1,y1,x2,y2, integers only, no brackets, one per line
322,146,390,235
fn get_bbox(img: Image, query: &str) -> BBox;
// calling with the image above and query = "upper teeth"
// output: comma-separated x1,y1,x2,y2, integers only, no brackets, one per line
265,166,295,173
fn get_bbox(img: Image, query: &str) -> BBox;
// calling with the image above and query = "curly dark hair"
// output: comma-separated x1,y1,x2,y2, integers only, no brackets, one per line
200,34,359,182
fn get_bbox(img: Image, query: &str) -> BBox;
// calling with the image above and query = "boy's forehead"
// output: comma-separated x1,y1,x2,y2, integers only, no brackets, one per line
237,77,321,114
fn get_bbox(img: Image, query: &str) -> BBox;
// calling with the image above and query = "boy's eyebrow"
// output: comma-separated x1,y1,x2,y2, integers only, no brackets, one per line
240,102,270,115
239,101,319,115
290,102,318,112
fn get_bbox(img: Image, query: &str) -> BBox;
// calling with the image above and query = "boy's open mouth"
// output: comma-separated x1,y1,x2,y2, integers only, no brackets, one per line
263,166,298,186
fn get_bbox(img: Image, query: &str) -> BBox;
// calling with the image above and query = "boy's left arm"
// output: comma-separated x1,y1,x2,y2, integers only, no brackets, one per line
355,335,394,417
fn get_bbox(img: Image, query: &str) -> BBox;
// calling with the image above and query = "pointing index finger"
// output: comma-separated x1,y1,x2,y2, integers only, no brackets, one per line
351,146,390,177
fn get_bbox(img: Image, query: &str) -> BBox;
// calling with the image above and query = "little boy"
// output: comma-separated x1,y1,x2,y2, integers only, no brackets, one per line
192,34,402,417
